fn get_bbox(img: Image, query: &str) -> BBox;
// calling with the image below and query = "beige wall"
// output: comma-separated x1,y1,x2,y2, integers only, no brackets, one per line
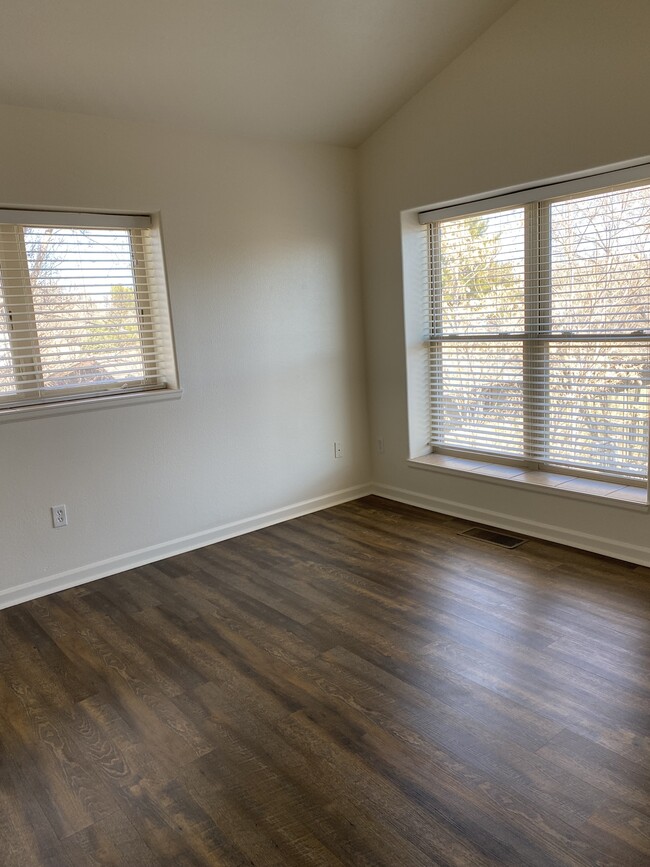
359,0,650,564
0,104,370,603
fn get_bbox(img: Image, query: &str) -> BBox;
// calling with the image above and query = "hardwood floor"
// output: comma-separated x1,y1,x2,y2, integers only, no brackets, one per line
1,495,649,865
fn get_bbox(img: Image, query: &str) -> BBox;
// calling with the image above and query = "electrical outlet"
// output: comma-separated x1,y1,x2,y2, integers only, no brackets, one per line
334,441,342,459
377,437,385,454
51,504,68,528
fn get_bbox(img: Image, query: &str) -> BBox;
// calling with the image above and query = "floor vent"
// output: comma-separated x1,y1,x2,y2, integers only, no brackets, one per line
459,526,526,549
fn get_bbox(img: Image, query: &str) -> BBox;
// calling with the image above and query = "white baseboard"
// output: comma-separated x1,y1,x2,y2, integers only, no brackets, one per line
4,479,646,611
0,483,373,611
371,483,650,567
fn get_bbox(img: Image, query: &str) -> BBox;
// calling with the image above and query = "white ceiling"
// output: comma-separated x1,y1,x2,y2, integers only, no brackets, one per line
0,0,516,146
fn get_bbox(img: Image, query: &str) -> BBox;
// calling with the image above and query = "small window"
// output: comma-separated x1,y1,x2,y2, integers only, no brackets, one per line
0,209,179,417
419,167,650,488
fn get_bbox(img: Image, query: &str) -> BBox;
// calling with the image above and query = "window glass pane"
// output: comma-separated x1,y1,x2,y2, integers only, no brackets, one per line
24,227,145,390
436,208,525,336
427,176,650,485
434,342,524,457
0,297,16,394
550,185,650,333
545,342,650,478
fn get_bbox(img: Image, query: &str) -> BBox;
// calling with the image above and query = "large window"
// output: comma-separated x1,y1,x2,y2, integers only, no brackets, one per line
420,169,650,486
0,209,178,417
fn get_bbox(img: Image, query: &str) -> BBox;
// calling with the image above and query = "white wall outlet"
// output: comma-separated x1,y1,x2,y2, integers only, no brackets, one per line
334,441,342,458
51,504,68,528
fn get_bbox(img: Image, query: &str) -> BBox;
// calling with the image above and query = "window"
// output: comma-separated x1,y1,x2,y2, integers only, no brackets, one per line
0,209,179,417
419,166,650,488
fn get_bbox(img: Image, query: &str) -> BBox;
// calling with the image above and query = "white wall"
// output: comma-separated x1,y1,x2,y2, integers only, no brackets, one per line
359,0,650,565
4,0,650,604
0,104,370,604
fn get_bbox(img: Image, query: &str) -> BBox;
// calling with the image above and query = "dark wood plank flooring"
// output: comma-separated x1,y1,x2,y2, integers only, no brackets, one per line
1,496,649,865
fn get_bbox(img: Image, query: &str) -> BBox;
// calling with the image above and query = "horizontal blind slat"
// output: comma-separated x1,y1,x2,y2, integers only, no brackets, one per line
0,219,177,412
427,183,650,483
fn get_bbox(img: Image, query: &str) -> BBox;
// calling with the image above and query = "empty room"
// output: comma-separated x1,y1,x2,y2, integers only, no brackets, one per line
1,0,649,864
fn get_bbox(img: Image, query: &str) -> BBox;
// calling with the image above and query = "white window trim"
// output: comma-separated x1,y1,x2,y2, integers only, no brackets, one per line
0,385,182,423
0,208,181,421
408,453,648,510
401,157,650,504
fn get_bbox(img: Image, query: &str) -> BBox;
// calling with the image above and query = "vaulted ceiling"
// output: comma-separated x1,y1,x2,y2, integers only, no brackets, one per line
1,0,516,146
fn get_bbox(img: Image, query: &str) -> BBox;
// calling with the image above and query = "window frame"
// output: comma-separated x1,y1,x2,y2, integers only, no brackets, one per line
0,208,180,420
410,160,650,492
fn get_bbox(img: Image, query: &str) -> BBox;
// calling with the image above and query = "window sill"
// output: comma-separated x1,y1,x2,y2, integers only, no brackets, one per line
0,387,183,423
408,453,648,510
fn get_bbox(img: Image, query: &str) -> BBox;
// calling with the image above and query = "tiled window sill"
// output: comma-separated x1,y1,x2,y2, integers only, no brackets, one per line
408,454,648,509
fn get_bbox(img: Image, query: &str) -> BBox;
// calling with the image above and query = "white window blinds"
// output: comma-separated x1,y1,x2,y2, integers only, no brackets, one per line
0,209,178,414
422,173,650,484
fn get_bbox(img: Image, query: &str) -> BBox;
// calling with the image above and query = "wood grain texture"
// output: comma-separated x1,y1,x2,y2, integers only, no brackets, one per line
1,495,649,865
